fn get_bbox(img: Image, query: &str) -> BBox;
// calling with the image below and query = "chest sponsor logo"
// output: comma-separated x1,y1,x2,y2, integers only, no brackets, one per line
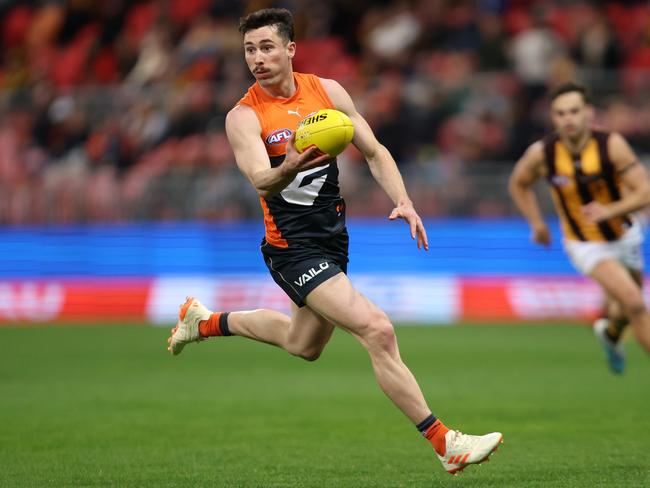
294,262,330,287
266,128,292,145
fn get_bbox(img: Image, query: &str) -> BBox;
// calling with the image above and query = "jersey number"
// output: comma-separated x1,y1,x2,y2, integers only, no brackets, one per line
280,164,329,206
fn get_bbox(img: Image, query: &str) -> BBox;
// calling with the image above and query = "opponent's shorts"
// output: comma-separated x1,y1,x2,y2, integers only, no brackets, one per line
564,219,644,275
261,230,349,307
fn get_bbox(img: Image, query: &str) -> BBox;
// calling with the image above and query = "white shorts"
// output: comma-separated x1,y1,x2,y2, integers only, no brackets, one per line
563,220,644,275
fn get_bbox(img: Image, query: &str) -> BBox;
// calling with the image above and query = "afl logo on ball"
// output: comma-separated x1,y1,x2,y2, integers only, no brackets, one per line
266,128,292,145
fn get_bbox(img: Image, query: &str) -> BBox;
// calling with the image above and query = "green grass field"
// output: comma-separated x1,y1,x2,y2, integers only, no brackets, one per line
1,324,649,487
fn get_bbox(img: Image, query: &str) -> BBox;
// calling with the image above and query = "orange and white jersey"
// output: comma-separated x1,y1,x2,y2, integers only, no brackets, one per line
236,72,346,248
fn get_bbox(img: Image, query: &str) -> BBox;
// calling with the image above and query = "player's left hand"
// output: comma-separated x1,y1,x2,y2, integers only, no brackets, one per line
389,202,429,250
581,202,611,223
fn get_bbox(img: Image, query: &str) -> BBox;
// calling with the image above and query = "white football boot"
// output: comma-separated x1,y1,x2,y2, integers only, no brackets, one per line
593,318,625,374
167,296,211,355
436,430,503,475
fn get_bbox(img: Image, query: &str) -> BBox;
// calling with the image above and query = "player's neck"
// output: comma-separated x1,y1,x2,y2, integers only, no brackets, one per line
561,129,591,156
258,70,297,99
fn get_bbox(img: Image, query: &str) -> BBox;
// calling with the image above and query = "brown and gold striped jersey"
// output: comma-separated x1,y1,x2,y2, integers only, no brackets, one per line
543,130,632,241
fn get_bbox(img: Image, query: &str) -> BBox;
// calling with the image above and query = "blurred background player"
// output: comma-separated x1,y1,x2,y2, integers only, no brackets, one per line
168,8,502,475
509,82,650,373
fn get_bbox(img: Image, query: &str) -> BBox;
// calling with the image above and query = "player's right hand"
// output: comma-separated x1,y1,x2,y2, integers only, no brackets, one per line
282,133,331,176
531,222,551,246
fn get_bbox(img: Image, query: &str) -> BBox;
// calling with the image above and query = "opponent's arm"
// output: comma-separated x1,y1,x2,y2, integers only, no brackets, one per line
225,104,329,198
582,132,650,222
320,78,428,250
508,141,551,246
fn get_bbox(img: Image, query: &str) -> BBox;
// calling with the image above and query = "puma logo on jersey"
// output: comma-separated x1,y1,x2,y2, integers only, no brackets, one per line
294,262,330,286
266,128,292,145
287,109,302,117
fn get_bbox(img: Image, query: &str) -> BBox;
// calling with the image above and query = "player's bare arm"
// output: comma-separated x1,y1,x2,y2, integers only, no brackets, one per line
581,132,650,223
225,104,330,198
508,141,552,246
320,78,428,250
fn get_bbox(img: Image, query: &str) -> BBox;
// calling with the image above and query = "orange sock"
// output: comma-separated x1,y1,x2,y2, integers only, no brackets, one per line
199,313,223,338
424,420,450,456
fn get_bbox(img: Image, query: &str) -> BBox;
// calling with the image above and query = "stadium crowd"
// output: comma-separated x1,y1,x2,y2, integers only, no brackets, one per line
1,0,650,223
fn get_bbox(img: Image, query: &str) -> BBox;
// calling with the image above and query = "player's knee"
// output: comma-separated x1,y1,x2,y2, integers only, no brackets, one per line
623,296,647,318
363,312,396,351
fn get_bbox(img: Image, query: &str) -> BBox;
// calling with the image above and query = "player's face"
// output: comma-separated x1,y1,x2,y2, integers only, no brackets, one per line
243,25,295,87
550,92,590,141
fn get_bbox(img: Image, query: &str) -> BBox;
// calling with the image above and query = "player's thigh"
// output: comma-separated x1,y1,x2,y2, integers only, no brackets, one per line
629,268,643,287
564,239,612,275
590,259,644,306
288,301,335,351
304,272,388,337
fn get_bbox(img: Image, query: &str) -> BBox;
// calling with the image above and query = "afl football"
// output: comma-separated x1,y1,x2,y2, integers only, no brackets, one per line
294,109,354,157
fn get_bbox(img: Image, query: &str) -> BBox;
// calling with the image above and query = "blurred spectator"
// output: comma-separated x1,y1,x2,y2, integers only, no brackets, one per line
477,13,509,70
126,23,173,85
573,14,621,72
0,0,649,223
362,3,421,62
509,5,565,101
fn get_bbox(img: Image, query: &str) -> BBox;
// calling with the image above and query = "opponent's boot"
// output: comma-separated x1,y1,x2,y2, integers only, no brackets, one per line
593,318,625,374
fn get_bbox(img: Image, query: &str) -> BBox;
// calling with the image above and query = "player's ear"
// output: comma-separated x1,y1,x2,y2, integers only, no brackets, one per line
585,104,595,122
287,41,296,59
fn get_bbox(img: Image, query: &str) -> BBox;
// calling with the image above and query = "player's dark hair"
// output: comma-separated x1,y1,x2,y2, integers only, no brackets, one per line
548,82,589,104
239,8,294,44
